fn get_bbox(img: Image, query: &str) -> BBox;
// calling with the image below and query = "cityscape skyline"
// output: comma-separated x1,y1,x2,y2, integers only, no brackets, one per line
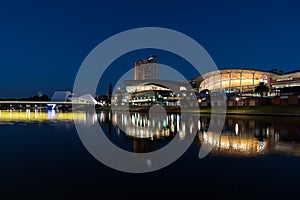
1,0,300,98
2,1,300,198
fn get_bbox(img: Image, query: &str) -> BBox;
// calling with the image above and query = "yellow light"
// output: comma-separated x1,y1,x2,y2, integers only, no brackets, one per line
0,110,87,122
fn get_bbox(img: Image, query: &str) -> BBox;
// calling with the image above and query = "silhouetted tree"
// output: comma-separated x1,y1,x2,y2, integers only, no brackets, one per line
97,94,109,106
200,89,210,94
108,83,113,104
254,82,269,98
189,80,197,88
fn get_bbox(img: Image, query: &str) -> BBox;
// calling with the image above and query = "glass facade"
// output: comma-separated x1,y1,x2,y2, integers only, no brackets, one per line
199,69,271,94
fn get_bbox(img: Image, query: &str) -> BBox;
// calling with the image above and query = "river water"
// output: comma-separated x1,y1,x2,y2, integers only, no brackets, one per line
0,110,300,199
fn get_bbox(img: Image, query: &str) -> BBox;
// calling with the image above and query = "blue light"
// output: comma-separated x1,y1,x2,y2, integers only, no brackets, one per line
47,104,56,110
47,110,56,120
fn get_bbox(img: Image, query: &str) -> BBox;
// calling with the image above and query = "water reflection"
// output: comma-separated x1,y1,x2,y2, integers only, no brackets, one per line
110,111,179,139
2,110,300,157
0,110,97,124
98,111,300,156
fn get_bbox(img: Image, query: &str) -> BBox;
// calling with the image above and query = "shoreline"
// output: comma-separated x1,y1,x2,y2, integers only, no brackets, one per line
96,105,300,117
1,103,299,117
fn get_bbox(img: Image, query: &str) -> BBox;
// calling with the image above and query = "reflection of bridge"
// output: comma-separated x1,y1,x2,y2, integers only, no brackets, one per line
0,110,98,125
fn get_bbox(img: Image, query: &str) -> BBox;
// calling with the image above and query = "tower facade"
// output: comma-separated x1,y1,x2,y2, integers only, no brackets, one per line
134,55,158,80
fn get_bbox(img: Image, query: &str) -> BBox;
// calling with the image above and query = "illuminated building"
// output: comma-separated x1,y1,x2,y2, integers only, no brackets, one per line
111,87,128,106
270,70,300,89
124,80,194,106
196,69,300,95
134,55,158,80
197,69,272,94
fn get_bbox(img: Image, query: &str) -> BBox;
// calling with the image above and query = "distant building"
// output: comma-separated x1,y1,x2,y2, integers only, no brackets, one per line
268,68,285,75
270,70,300,89
111,87,128,106
134,55,158,80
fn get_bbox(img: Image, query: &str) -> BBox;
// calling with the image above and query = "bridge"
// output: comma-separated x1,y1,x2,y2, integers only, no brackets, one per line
0,101,96,111
0,93,99,110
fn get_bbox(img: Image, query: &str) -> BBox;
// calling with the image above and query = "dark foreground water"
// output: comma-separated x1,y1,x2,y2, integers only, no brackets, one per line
1,110,300,199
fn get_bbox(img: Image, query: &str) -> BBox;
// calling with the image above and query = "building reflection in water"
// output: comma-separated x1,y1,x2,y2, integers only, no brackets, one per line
2,109,300,157
109,111,186,140
198,116,300,157
100,111,193,153
98,111,300,156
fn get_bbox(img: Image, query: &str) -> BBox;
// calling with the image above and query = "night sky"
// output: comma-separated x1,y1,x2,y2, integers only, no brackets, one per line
1,0,300,98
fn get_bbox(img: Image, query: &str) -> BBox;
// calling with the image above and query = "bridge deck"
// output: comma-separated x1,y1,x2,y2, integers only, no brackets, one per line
0,101,92,104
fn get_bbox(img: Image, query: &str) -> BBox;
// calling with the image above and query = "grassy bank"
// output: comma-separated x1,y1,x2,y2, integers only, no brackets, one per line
200,105,300,116
97,105,300,116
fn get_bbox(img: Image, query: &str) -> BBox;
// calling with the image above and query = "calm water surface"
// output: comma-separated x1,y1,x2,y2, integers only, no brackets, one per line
1,110,300,199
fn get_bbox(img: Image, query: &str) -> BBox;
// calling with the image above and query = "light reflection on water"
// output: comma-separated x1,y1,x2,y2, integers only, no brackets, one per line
101,111,300,156
0,110,97,124
1,110,300,157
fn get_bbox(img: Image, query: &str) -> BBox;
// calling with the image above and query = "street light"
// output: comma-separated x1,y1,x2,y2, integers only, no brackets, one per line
198,98,202,103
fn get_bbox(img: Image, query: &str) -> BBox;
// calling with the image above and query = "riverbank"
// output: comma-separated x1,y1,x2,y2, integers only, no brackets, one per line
200,105,300,116
97,105,300,117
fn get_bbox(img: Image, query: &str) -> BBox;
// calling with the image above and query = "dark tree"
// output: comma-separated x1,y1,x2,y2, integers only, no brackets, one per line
97,95,109,103
108,83,113,104
200,89,210,94
254,82,269,98
108,83,113,98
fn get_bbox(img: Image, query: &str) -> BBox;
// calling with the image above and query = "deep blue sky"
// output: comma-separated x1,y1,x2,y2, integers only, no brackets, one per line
1,0,300,98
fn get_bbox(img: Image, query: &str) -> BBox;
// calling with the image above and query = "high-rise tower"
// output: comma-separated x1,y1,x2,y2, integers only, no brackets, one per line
134,55,158,80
